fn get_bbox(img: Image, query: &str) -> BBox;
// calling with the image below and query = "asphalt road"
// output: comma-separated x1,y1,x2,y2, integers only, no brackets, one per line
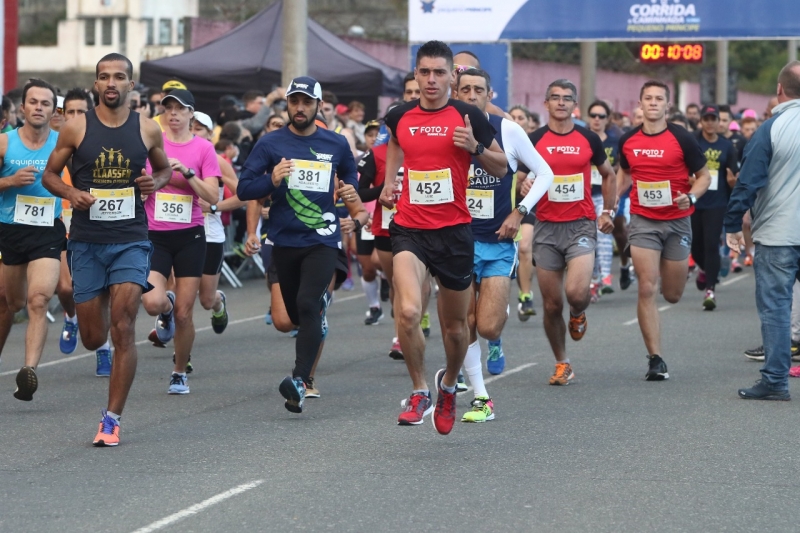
0,262,797,533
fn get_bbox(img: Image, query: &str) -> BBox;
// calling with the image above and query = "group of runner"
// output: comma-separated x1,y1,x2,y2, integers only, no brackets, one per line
0,41,777,445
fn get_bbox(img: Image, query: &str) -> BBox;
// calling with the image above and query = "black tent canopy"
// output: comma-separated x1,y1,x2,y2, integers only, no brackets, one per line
139,2,405,114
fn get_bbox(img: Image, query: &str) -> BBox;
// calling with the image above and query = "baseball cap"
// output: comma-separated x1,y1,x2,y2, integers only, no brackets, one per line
729,121,741,131
365,120,381,133
701,104,719,118
742,109,758,119
286,76,322,100
161,89,195,110
335,104,348,116
162,80,187,92
193,111,213,131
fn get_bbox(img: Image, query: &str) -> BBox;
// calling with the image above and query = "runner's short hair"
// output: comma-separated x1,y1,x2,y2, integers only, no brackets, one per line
96,53,133,80
545,79,577,100
416,40,453,68
509,105,532,120
453,50,480,67
457,68,491,91
778,60,800,98
22,78,57,109
639,80,670,102
588,100,611,117
63,88,94,109
321,90,338,106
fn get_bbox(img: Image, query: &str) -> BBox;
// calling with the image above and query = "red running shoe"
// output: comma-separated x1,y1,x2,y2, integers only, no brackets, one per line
433,369,457,435
397,392,432,425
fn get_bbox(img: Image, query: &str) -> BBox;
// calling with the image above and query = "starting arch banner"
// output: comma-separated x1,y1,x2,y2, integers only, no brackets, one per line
410,0,800,42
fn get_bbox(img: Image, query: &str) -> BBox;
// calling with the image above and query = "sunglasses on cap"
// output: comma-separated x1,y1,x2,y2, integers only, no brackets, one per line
453,64,478,74
588,113,608,119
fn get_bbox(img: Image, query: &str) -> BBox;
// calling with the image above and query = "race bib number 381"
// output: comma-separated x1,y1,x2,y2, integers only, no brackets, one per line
288,159,332,193
408,169,454,205
90,188,135,221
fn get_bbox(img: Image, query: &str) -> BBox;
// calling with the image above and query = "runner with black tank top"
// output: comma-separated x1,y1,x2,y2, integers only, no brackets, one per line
616,80,710,382
381,41,507,435
0,78,64,402
43,53,171,446
140,89,220,395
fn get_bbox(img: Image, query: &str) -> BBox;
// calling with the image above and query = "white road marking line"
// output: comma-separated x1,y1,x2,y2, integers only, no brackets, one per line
130,479,264,533
720,273,749,286
624,305,671,326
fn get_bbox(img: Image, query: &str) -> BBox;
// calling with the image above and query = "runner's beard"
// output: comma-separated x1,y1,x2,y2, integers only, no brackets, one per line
102,91,127,109
291,113,315,131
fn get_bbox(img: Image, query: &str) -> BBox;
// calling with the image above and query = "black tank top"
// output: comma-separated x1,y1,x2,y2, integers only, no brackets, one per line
70,109,149,243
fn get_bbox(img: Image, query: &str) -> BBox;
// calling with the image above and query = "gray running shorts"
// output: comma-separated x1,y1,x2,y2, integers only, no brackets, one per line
532,218,597,271
628,214,692,261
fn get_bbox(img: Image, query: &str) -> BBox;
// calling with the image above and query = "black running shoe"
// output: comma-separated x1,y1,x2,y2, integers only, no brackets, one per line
13,366,38,401
620,265,632,290
738,380,790,401
380,278,390,302
645,354,669,381
364,306,383,325
744,345,765,361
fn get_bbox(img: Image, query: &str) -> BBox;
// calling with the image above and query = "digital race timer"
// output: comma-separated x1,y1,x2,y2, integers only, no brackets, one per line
639,43,704,64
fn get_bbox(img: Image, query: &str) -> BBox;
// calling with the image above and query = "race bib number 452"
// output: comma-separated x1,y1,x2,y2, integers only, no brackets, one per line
288,160,332,193
90,188,135,221
408,169,454,205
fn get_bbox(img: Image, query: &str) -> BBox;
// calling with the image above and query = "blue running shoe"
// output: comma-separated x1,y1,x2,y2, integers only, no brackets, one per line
487,339,505,375
95,348,112,377
167,372,189,394
265,308,273,325
321,290,332,341
60,318,79,354
289,328,299,338
279,375,306,413
155,291,176,345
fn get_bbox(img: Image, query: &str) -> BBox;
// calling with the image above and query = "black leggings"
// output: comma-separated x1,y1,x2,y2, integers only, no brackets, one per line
690,206,727,289
272,244,338,382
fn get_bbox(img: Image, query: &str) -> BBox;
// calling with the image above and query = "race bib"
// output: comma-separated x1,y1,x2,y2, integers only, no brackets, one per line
62,208,73,233
14,195,55,226
408,169,454,205
590,165,602,186
154,192,192,224
361,225,374,241
287,159,332,193
89,188,135,221
381,205,396,229
466,189,494,219
708,169,719,192
637,180,672,207
548,174,584,203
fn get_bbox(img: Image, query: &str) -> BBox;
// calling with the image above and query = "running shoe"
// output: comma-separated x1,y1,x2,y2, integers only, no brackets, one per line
695,270,706,291
433,369,457,435
380,278,390,302
461,396,494,423
13,366,38,401
738,379,790,401
211,290,228,334
397,392,432,425
743,345,765,361
744,254,753,267
720,253,731,278
168,372,189,394
600,275,614,295
364,306,383,326
420,312,431,338
731,258,743,273
92,410,120,447
305,376,320,398
95,348,112,377
702,289,716,311
517,292,536,321
154,290,176,345
619,265,632,291
341,278,354,291
568,312,587,341
793,341,800,362
456,372,468,393
172,353,193,374
279,375,306,413
389,338,404,360
549,362,574,386
59,317,79,354
790,366,800,378
688,254,696,271
645,354,669,381
148,329,166,348
289,328,299,338
265,308,273,325
589,280,601,303
486,340,505,375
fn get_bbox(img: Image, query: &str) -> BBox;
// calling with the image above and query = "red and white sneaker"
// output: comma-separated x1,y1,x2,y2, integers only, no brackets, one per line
389,337,403,360
398,392,432,425
432,369,457,435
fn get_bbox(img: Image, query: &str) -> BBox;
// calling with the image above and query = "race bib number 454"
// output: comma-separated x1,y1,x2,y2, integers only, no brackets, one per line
548,174,584,203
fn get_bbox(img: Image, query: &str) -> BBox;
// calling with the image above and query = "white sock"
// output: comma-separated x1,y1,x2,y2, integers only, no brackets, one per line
98,341,110,352
106,411,121,422
362,277,380,308
65,313,78,324
464,340,488,398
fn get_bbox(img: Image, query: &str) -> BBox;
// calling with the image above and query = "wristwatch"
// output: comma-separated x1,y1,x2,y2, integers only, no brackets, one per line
472,143,485,156
687,193,697,206
516,204,528,216
602,209,616,218
209,204,218,214
352,218,363,234
183,168,196,179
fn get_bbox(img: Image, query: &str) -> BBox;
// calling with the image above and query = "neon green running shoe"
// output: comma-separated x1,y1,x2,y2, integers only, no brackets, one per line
461,396,494,423
420,312,431,338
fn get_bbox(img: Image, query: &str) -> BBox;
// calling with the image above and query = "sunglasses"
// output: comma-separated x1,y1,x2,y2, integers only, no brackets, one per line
588,113,607,119
453,64,478,74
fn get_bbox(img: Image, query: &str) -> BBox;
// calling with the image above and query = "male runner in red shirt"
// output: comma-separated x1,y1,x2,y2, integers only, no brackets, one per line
617,80,710,380
380,40,506,435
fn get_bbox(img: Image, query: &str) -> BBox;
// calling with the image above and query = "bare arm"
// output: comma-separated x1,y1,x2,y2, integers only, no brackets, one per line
142,118,172,193
379,135,404,208
616,167,632,200
597,160,616,233
42,119,96,209
475,139,508,178
726,168,737,188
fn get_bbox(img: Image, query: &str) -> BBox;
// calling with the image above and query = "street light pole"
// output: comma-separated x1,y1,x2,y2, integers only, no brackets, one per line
282,0,308,87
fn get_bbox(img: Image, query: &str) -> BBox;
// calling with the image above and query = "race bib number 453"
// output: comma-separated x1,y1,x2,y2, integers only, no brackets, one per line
637,181,672,207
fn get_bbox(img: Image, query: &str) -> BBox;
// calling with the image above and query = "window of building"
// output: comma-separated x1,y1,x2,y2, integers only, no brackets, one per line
118,18,127,45
102,18,113,45
159,19,172,45
177,19,185,46
85,18,96,46
144,18,154,45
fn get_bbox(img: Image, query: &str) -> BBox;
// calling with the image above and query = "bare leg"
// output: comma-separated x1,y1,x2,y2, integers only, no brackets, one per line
0,264,14,356
198,273,223,312
393,252,428,390
57,250,76,317
537,267,567,362
631,246,666,355
517,223,535,295
104,283,143,415
436,280,471,389
171,276,202,373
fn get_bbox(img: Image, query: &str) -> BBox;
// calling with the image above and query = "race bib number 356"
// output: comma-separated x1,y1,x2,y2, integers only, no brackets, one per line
408,169,454,205
90,188,135,221
637,180,672,207
14,195,55,226
154,192,192,224
288,160,332,193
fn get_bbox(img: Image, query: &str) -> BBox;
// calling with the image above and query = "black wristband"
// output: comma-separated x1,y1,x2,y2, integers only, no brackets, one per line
352,219,363,234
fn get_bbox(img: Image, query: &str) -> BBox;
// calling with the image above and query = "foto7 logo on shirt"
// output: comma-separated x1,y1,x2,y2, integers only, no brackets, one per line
545,146,581,155
632,149,665,158
409,126,449,137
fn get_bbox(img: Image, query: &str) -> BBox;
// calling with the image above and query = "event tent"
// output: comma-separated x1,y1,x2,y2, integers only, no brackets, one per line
140,1,405,113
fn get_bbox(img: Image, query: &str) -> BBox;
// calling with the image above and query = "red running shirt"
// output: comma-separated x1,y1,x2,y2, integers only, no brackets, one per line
384,99,496,230
619,123,707,221
357,144,403,238
526,126,607,223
